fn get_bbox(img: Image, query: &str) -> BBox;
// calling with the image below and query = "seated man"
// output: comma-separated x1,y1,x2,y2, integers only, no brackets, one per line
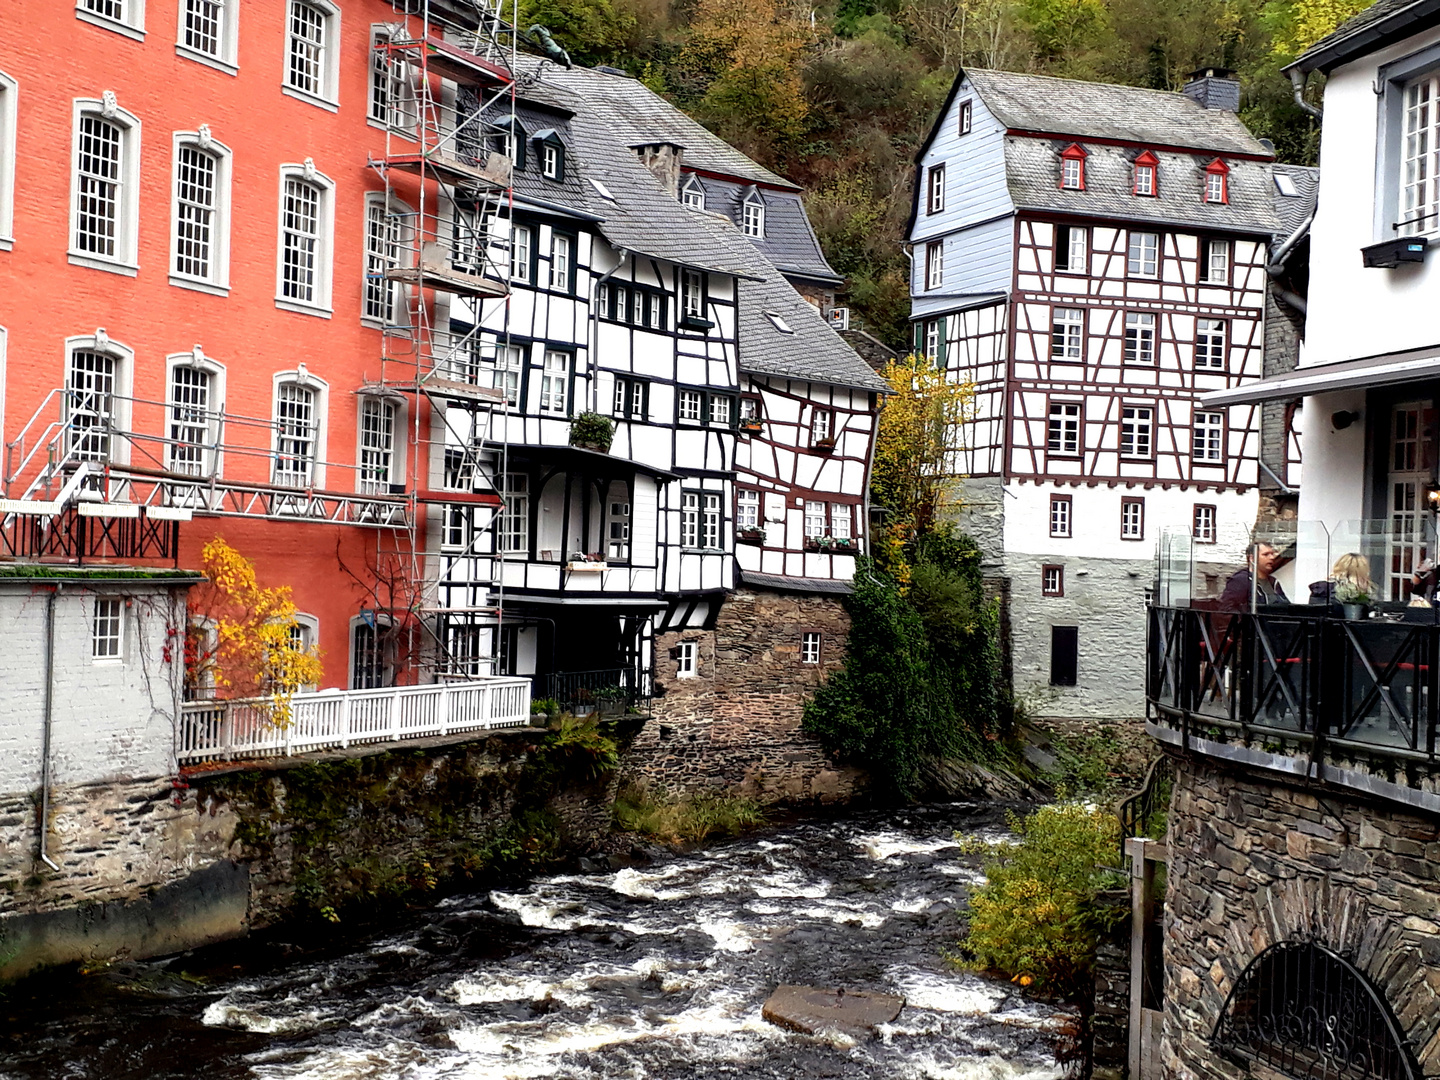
1221,541,1289,610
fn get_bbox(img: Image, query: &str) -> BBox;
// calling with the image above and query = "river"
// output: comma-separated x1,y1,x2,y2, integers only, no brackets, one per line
0,802,1068,1080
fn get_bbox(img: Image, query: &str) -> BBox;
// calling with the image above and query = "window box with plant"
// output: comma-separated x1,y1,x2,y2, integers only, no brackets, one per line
566,552,608,572
812,437,837,453
804,535,860,554
1336,580,1371,620
569,411,614,453
738,417,764,434
738,526,766,545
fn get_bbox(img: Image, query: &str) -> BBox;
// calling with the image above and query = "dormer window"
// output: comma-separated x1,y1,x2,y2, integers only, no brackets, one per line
1059,144,1086,191
681,173,706,209
491,118,526,170
1133,151,1159,197
534,130,565,181
1204,158,1229,204
741,189,765,238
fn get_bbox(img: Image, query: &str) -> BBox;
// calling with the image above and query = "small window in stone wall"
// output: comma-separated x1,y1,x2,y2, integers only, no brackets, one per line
676,641,697,678
1042,565,1064,597
93,597,124,661
800,631,821,664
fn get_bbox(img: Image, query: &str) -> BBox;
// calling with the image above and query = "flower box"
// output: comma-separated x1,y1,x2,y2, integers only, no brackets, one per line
811,437,836,453
738,419,764,434
566,553,608,572
738,528,766,545
569,411,615,454
804,537,860,554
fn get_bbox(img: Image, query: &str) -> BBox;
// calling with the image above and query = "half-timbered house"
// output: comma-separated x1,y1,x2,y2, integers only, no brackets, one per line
908,68,1280,718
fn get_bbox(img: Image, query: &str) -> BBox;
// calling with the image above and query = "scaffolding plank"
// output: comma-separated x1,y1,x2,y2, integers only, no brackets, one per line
392,36,512,86
383,149,512,190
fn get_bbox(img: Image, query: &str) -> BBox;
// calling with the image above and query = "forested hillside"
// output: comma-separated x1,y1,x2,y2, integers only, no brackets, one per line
521,0,1371,346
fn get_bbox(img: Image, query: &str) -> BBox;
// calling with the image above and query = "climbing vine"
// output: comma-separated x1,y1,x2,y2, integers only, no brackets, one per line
186,537,323,724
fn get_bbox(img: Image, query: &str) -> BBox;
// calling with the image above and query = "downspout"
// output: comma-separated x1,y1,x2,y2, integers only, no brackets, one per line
38,583,62,871
589,247,629,414
1289,69,1324,121
1266,206,1314,316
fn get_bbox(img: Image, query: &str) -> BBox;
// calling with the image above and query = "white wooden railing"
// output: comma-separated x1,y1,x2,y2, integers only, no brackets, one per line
177,677,532,763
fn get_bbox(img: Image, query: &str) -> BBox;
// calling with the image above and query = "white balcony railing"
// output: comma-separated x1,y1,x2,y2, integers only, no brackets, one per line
178,677,532,763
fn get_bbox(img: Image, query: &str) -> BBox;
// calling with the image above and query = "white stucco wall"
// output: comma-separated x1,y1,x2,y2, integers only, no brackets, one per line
0,580,187,793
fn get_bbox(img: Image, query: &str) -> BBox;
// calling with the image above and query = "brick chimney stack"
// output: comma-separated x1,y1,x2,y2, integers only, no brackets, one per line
1182,67,1241,113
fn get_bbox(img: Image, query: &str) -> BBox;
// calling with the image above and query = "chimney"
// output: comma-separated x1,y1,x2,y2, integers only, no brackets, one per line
1183,67,1240,113
635,142,684,198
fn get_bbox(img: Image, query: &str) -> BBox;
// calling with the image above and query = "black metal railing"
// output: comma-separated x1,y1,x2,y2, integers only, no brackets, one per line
1116,755,1173,849
0,505,180,563
1148,605,1440,772
542,668,651,717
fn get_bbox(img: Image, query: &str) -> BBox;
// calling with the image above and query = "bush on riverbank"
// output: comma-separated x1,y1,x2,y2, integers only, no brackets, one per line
613,784,765,844
801,532,1005,799
955,801,1125,998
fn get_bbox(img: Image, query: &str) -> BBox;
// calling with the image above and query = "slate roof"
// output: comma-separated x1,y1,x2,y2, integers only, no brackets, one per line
1273,164,1320,237
1290,0,1440,73
740,570,855,594
967,69,1270,156
505,103,593,216
695,176,842,284
1004,137,1279,235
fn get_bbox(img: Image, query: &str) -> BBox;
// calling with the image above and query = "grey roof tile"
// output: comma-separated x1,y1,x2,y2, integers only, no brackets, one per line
1005,138,1279,235
1272,164,1320,237
969,69,1271,156
695,177,842,283
740,570,855,594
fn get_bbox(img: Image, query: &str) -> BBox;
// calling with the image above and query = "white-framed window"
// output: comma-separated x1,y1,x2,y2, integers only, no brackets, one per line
92,597,125,661
492,342,525,406
442,502,471,551
70,96,142,273
1050,307,1084,360
275,163,335,314
927,164,945,214
607,489,631,561
500,472,529,553
830,504,852,540
1205,170,1226,204
707,394,733,427
0,71,16,250
1401,74,1440,235
284,0,340,109
1049,495,1072,538
1042,566,1064,597
804,500,827,538
78,0,145,39
67,345,122,464
540,349,570,415
1124,311,1156,364
1047,402,1080,455
363,194,409,325
676,640,697,678
680,491,721,549
925,240,944,290
510,222,533,283
271,370,327,487
742,191,765,237
1195,318,1227,369
1121,497,1145,540
923,318,943,364
541,141,563,180
613,376,647,419
681,174,706,209
445,621,486,678
166,352,223,477
680,491,700,548
702,492,721,549
1193,504,1217,543
1134,162,1156,196
549,233,572,292
812,408,833,444
737,488,760,529
682,270,705,321
358,396,399,494
1127,231,1159,277
1192,410,1224,463
171,131,232,292
1200,238,1230,284
178,0,238,72
1060,148,1086,190
1055,224,1086,272
739,396,760,422
678,389,703,422
800,631,821,665
1120,405,1154,458
957,99,972,135
368,26,416,132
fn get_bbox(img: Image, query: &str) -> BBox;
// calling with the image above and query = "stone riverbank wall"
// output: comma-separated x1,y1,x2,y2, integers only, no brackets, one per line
633,585,864,803
0,728,614,981
1162,752,1440,1077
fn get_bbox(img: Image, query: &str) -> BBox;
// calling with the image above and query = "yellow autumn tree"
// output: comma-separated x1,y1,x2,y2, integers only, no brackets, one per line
871,353,974,584
1270,0,1376,64
188,537,324,725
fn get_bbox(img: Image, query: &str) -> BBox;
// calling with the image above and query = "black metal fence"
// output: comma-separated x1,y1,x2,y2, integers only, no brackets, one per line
1148,605,1440,767
0,505,180,563
541,668,651,717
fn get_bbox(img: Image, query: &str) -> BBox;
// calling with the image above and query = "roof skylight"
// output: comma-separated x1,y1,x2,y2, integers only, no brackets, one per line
764,311,794,334
1274,173,1300,197
588,177,616,202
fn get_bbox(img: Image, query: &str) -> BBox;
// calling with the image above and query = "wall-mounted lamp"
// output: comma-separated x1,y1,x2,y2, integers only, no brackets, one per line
1426,485,1440,511
1331,410,1361,431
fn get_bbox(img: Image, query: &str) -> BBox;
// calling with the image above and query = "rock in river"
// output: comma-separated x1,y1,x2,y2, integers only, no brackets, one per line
762,984,905,1037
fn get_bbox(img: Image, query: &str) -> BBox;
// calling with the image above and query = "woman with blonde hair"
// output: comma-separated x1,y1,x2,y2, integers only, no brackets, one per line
1308,553,1373,605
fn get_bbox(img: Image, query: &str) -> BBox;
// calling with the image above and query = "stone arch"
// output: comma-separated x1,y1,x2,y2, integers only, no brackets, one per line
1211,939,1419,1079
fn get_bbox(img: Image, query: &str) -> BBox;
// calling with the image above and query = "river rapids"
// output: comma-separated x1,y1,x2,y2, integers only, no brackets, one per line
0,802,1068,1080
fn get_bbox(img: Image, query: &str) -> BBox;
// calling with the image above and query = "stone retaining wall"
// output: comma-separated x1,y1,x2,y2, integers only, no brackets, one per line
628,587,863,802
1162,753,1440,1076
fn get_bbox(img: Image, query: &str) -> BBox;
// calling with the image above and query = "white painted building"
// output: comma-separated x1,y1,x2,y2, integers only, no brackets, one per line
907,69,1286,717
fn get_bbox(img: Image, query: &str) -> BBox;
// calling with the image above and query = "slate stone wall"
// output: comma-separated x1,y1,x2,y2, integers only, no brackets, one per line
1162,753,1440,1077
629,587,863,802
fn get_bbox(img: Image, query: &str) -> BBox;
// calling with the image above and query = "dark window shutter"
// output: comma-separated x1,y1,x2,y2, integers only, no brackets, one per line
937,316,947,366
1056,225,1071,271
1050,625,1078,686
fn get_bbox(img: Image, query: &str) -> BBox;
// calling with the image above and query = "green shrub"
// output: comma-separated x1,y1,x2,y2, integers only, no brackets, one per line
613,784,765,844
956,801,1125,997
530,697,561,716
569,411,615,450
528,714,621,789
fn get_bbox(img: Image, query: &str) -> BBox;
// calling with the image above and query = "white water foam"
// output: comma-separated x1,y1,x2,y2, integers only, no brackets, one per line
886,969,1009,1015
855,832,963,861
202,998,332,1035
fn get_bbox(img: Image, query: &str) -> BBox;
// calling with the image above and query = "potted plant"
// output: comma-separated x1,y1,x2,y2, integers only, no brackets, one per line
566,551,608,571
570,411,615,453
738,416,764,434
738,526,766,545
1336,580,1370,620
812,437,836,453
804,535,860,553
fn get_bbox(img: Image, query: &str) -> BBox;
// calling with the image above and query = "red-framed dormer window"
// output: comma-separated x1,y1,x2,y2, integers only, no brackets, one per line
1133,150,1159,197
1059,144,1087,191
1204,158,1229,203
